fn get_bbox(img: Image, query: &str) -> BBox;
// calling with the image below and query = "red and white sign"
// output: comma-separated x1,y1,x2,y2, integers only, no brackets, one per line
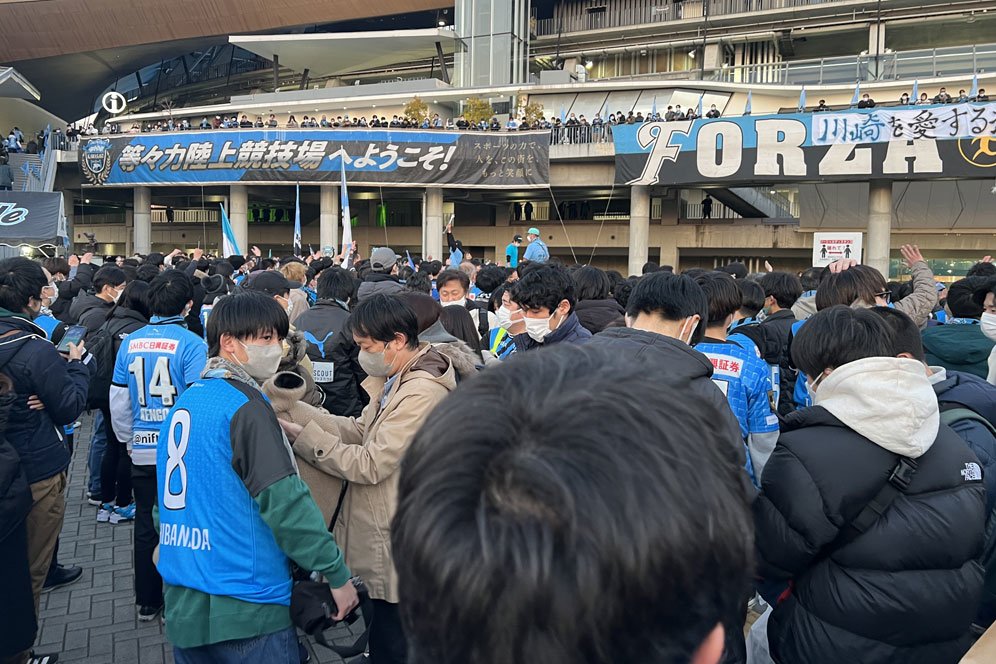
813,232,863,267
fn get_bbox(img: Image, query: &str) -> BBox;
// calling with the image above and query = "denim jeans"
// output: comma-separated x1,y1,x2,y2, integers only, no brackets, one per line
173,625,299,664
87,410,107,495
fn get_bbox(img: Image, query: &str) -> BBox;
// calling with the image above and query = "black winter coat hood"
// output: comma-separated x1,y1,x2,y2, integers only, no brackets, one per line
755,401,986,664
574,298,625,334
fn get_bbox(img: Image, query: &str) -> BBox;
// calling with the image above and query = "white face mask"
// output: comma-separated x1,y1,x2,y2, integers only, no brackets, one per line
677,316,697,346
525,311,564,342
112,287,124,304
237,340,284,383
496,305,522,330
982,312,996,342
806,373,828,404
443,298,467,309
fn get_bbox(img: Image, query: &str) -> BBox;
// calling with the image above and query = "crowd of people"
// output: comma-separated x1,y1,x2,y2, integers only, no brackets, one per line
86,103,725,146
3,231,996,664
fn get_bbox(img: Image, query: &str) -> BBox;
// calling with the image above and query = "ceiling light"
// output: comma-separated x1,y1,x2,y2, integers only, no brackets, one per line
85,198,90,203
438,19,446,26
688,50,696,59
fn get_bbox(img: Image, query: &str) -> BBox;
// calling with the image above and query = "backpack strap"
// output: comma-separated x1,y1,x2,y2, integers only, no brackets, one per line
939,403,996,438
832,455,918,550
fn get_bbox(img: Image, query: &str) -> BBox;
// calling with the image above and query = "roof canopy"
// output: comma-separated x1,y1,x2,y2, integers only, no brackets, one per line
230,28,461,79
0,68,41,101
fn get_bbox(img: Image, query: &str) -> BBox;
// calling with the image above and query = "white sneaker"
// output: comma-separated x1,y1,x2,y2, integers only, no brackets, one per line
96,503,114,523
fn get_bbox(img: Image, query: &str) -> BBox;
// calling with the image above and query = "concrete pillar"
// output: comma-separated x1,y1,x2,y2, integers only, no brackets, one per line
867,180,892,276
124,208,134,257
230,184,249,255
319,184,339,255
868,21,886,79
628,185,650,277
423,187,444,261
133,186,151,255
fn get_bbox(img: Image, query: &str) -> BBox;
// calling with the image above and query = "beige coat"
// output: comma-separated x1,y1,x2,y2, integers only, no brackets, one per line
263,342,456,602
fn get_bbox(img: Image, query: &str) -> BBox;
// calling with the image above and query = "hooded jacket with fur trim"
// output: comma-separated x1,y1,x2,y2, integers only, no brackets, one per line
754,357,987,664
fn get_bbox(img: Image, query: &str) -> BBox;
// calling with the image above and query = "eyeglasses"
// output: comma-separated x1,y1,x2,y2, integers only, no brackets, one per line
875,290,893,304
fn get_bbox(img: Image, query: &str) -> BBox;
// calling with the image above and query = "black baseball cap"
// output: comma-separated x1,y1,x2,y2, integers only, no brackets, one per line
717,262,748,280
513,234,523,243
243,270,291,296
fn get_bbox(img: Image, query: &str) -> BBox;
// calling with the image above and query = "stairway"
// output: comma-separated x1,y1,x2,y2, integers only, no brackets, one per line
7,153,43,191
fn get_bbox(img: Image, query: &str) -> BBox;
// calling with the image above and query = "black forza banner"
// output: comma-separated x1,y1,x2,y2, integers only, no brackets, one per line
80,129,550,188
0,191,66,243
613,103,996,185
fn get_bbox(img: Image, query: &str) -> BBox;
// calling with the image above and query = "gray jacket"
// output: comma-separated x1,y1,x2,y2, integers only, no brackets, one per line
0,164,13,188
356,273,403,301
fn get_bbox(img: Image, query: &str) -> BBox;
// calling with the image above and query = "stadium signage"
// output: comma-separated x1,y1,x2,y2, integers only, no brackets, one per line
613,102,996,186
79,129,550,188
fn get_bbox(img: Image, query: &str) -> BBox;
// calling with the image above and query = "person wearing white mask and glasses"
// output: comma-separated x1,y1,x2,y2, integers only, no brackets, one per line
264,293,456,664
508,264,591,351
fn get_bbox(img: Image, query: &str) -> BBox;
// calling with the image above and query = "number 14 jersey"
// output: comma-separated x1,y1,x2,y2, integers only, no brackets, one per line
111,316,207,466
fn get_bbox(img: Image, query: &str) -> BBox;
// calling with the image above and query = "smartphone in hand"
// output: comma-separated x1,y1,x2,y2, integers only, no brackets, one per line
56,325,87,354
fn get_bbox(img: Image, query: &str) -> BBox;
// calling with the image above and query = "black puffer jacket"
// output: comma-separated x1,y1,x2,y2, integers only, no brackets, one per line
574,298,625,334
754,357,986,664
294,299,367,417
0,389,31,541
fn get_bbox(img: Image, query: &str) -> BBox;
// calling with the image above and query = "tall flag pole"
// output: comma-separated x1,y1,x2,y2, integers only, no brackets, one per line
851,80,861,106
340,155,353,265
293,182,302,257
220,203,242,257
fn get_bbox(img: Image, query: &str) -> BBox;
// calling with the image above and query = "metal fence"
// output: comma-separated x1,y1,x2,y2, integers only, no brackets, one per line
713,43,996,85
536,0,848,36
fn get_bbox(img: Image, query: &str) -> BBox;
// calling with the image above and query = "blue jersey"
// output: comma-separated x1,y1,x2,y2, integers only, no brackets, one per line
157,374,293,605
112,316,207,465
489,327,517,360
696,337,779,441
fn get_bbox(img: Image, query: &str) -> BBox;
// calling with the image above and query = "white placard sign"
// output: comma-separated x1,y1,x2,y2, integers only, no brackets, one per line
813,232,863,267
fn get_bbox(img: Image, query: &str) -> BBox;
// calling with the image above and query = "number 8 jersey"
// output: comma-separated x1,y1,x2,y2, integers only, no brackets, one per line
110,316,208,466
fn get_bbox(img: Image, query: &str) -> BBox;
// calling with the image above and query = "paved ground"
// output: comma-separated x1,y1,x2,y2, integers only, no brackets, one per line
36,414,359,664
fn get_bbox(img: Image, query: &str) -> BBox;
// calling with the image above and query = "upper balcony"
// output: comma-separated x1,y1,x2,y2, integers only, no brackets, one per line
532,0,982,39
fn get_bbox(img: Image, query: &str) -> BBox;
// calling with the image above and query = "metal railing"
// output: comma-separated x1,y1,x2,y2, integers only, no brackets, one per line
151,209,219,224
536,0,852,36
713,43,996,85
682,200,743,221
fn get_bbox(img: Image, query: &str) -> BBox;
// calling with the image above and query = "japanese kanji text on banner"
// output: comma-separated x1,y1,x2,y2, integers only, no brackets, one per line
79,130,550,188
812,232,863,267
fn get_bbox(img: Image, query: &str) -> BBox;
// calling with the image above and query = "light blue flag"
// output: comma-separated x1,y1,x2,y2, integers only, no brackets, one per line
697,94,704,118
744,90,753,116
651,95,657,118
340,157,353,261
798,86,807,111
559,106,566,123
220,203,242,257
851,80,861,106
911,80,919,103
406,250,416,271
293,183,302,256
970,73,979,99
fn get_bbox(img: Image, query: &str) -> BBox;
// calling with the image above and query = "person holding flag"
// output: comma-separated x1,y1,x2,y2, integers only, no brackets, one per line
293,183,302,257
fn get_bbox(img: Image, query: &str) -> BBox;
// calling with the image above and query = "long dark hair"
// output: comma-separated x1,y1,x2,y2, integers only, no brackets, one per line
439,305,483,354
